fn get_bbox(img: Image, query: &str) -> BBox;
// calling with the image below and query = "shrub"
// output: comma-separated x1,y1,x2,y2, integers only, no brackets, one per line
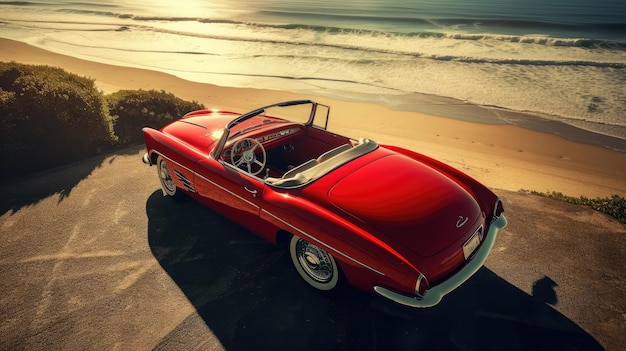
523,190,626,224
106,89,205,145
0,62,115,174
0,62,205,176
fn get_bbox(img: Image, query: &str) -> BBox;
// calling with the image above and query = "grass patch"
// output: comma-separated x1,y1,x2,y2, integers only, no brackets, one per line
521,190,626,224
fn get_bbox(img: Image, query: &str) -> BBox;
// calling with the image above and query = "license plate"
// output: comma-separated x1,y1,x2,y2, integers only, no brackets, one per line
463,232,481,259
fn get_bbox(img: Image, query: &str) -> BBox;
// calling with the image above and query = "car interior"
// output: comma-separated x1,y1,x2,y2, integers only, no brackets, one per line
221,122,378,187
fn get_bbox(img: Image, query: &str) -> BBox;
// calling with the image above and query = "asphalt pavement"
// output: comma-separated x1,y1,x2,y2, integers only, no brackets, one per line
1,146,624,351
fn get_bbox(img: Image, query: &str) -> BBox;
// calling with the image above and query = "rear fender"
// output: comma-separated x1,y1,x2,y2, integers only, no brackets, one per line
259,189,421,294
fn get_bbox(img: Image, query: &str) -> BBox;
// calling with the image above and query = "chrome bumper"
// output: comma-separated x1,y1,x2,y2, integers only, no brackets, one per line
374,214,507,308
142,152,151,166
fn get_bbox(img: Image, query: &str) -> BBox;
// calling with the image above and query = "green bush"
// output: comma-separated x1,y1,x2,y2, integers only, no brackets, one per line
523,190,626,224
107,89,204,145
0,62,115,173
1,62,206,176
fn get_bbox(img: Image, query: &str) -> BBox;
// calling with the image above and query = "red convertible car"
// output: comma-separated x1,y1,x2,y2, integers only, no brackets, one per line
142,100,507,308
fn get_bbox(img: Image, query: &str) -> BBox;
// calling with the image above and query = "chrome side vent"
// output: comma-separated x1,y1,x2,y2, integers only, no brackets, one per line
174,169,195,192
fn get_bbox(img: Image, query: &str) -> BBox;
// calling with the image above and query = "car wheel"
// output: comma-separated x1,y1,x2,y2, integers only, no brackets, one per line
156,155,177,197
290,235,340,291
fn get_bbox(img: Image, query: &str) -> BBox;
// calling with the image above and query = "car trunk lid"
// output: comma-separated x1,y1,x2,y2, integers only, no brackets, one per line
328,154,481,257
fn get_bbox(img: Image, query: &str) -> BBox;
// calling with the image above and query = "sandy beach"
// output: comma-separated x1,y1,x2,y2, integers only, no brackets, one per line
1,38,625,198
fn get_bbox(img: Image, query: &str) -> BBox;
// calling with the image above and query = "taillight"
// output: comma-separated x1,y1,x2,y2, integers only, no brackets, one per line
415,273,430,298
493,199,504,219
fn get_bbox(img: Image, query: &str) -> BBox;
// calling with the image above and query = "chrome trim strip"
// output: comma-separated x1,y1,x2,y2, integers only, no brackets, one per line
262,209,385,276
152,151,197,174
154,151,259,209
374,214,507,308
179,120,208,129
153,152,381,276
153,152,198,193
174,169,196,193
195,172,260,210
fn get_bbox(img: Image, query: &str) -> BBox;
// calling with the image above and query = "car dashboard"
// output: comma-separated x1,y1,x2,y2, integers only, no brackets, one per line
222,124,304,163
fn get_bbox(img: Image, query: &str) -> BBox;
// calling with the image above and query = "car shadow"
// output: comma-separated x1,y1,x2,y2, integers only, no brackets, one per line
146,191,604,351
0,145,144,215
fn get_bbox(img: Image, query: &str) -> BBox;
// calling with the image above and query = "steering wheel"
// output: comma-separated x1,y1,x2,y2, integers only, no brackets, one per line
230,138,267,175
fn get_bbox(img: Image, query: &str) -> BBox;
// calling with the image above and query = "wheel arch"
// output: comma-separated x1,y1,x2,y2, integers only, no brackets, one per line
276,229,292,248
261,189,421,295
275,228,363,288
149,150,159,165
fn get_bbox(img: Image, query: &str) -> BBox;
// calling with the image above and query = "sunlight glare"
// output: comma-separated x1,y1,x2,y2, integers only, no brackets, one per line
144,0,217,18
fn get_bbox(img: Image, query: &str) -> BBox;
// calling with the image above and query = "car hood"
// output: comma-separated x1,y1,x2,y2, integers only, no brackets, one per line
161,112,235,151
328,154,481,257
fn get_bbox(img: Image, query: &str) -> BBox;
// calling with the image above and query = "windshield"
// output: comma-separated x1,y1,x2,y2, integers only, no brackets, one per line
229,100,313,129
228,116,282,138
226,100,315,140
263,103,313,125
212,100,331,160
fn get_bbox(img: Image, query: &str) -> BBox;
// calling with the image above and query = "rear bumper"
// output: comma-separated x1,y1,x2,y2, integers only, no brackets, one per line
374,214,507,308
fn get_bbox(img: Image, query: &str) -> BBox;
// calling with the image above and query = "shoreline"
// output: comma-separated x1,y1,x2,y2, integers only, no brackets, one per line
301,88,626,153
1,38,625,198
3,38,625,152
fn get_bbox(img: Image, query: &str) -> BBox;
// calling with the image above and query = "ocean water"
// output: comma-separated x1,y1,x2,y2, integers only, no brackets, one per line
1,0,625,147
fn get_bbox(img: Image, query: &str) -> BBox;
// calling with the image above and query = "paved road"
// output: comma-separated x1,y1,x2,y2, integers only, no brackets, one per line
1,146,624,350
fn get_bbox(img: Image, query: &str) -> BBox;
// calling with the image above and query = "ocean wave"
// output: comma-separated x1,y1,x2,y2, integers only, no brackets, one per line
147,18,626,50
425,55,626,68
38,30,626,70
424,16,626,31
21,16,620,69
441,33,626,49
0,1,38,5
44,5,626,50
114,25,623,69
236,51,626,69
7,12,625,67
259,10,626,32
180,21,625,50
0,1,117,8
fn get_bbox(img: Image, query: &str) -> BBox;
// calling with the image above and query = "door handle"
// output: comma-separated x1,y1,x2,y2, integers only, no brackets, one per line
244,187,258,197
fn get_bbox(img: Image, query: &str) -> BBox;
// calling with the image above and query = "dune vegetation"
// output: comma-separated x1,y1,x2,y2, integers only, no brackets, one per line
522,190,626,224
0,62,204,175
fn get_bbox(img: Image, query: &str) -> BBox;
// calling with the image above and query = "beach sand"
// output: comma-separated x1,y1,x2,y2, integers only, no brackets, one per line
2,38,625,198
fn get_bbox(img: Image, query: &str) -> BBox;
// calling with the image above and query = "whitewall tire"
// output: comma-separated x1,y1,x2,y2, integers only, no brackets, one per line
289,235,340,291
156,155,177,197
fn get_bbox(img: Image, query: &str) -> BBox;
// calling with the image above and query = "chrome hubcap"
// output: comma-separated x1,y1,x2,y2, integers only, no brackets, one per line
159,163,175,191
296,239,334,283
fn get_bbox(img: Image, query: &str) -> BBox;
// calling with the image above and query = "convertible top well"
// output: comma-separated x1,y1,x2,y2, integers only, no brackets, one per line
265,138,378,188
